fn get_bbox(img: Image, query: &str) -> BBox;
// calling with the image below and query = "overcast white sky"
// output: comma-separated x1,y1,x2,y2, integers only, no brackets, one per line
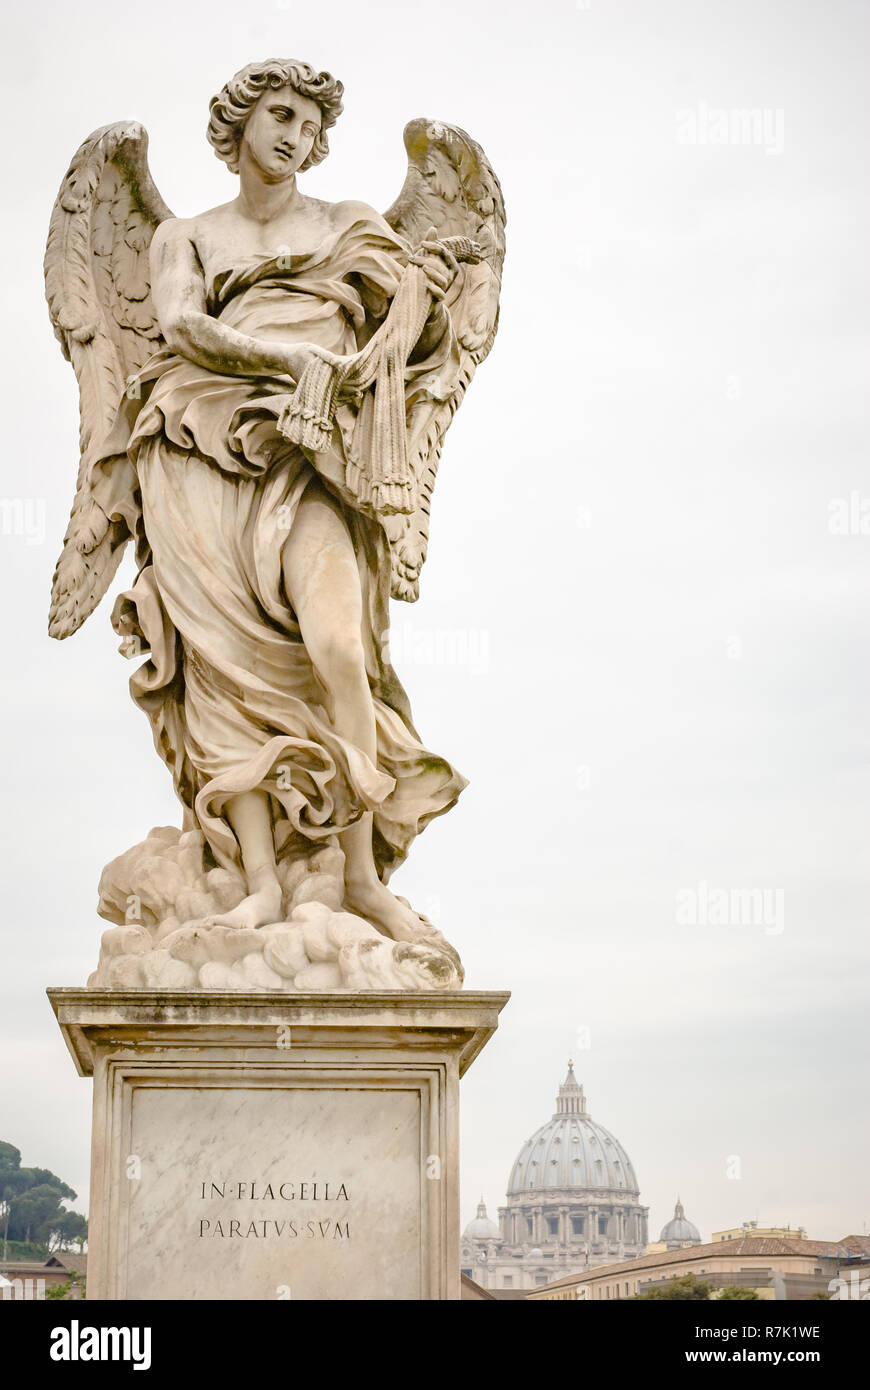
1,0,868,1248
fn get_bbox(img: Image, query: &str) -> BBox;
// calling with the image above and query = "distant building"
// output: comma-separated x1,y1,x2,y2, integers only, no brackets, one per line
0,1252,86,1300
646,1197,703,1253
461,1063,648,1291
713,1221,806,1242
527,1233,870,1301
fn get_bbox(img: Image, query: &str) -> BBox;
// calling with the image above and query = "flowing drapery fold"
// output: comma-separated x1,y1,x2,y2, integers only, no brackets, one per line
97,214,467,877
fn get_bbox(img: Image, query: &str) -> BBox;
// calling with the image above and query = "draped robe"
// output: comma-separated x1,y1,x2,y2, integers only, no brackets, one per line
94,214,467,879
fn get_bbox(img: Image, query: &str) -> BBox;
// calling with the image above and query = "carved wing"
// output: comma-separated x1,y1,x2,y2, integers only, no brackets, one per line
383,119,506,601
44,122,172,638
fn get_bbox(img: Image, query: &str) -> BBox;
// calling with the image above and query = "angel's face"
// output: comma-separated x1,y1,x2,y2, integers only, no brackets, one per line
241,84,322,182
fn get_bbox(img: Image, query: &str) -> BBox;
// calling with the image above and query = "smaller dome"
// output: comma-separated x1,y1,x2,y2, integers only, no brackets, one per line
659,1198,701,1246
529,1247,543,1258
463,1197,500,1241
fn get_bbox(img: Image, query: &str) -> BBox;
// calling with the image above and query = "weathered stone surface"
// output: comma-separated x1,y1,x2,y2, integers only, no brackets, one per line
49,988,510,1300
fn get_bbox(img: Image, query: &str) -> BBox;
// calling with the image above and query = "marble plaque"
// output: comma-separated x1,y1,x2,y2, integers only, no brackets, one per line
124,1084,421,1300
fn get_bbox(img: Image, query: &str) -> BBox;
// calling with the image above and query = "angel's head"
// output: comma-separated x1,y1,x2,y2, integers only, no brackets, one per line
207,59,344,181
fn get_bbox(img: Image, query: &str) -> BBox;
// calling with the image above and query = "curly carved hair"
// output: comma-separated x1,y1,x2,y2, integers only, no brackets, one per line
207,59,344,174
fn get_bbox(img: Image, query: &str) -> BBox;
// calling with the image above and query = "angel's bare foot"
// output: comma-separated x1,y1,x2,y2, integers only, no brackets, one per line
344,876,435,944
206,867,283,930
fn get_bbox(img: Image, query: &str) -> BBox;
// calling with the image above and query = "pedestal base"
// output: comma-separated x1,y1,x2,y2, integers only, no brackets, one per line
48,989,508,1301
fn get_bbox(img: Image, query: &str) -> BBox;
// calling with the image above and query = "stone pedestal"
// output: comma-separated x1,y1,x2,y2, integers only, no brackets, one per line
48,988,508,1301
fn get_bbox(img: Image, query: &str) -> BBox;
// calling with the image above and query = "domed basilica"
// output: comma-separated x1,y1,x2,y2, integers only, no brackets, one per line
461,1063,649,1291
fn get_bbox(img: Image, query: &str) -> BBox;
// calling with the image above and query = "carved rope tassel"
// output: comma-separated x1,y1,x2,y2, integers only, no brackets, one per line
278,262,433,517
280,236,479,519
278,354,341,455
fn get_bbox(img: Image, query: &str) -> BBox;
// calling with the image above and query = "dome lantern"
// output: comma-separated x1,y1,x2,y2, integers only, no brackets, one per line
554,1059,587,1117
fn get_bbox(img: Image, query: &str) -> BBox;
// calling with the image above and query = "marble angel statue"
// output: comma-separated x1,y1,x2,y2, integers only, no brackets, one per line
44,60,504,992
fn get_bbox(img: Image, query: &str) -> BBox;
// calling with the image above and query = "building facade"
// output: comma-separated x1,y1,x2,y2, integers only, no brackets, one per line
527,1233,870,1301
712,1221,806,1242
461,1063,648,1291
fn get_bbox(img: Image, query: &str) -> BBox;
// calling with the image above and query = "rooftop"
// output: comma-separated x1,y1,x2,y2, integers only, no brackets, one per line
529,1233,870,1293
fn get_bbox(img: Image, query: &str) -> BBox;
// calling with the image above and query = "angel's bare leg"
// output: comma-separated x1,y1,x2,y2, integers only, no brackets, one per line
281,480,428,941
205,791,283,929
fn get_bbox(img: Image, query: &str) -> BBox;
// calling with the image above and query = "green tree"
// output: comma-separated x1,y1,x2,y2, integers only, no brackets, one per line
47,1211,88,1253
10,1185,69,1245
718,1285,759,1300
632,1273,715,1300
0,1142,22,1176
0,1141,86,1257
0,1144,30,1254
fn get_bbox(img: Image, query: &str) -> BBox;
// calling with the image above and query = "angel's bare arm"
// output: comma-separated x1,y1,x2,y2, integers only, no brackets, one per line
149,219,317,378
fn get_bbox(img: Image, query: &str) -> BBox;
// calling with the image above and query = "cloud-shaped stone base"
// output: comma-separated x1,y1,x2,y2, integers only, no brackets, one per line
90,826,463,992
